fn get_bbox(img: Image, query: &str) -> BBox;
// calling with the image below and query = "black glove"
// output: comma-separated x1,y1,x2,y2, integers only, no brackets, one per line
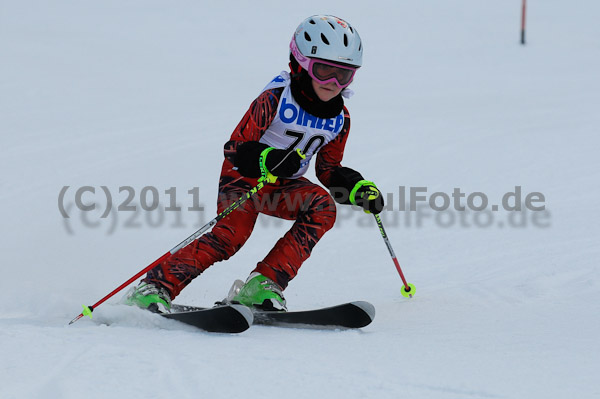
263,148,304,178
234,141,268,178
233,141,303,178
350,180,385,214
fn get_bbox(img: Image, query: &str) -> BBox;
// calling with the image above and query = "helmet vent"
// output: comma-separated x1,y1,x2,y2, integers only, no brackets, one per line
327,21,336,30
349,26,354,34
309,19,316,24
320,33,330,45
358,43,362,52
304,32,312,41
343,34,348,47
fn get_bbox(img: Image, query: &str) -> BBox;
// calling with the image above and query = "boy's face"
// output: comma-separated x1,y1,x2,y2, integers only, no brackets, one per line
311,79,343,102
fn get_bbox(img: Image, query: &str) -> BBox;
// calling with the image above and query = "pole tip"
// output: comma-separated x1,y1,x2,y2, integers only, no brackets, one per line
82,305,93,319
401,283,416,298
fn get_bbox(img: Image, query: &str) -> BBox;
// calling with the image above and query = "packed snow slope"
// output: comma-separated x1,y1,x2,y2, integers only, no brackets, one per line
1,1,599,398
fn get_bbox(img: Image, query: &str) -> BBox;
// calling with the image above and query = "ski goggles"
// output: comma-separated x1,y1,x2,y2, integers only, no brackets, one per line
290,38,358,89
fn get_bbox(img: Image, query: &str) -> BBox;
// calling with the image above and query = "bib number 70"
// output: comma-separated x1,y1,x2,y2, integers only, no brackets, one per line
285,130,326,156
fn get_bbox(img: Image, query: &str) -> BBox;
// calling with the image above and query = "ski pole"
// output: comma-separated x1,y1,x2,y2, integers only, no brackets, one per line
69,172,277,325
373,214,415,298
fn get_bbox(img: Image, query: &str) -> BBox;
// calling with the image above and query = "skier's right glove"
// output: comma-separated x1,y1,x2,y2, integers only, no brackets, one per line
234,141,304,179
260,147,305,178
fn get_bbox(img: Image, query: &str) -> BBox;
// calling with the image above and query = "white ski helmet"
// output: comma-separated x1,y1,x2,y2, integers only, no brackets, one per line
291,15,363,68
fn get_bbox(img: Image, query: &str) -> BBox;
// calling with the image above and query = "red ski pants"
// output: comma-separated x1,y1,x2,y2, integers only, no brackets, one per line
144,161,337,298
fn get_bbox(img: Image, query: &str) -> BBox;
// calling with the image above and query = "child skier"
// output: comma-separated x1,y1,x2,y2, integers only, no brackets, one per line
126,15,384,312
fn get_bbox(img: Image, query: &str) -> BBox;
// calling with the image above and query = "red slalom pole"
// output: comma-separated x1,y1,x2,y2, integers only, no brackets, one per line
521,0,527,45
69,174,275,325
373,214,415,298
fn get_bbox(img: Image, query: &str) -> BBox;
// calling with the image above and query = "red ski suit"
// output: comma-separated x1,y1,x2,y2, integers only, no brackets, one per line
144,86,352,298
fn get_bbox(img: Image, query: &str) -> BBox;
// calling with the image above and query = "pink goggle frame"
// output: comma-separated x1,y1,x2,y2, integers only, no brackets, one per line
290,37,358,89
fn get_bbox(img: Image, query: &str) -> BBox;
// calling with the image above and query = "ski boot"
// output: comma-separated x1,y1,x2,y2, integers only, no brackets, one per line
123,282,172,313
230,273,287,311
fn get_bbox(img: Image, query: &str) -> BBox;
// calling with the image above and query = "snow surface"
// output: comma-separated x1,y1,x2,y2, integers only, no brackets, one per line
1,1,599,398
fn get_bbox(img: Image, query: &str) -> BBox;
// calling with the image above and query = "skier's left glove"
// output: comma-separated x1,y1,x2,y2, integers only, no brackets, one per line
350,180,385,214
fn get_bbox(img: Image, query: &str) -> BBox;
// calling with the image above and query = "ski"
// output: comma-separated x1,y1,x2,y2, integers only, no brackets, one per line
166,301,375,331
252,301,375,329
162,304,253,333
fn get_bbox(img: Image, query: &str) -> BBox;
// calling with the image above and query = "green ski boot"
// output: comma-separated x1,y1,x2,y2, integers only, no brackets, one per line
232,273,287,311
123,282,172,313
